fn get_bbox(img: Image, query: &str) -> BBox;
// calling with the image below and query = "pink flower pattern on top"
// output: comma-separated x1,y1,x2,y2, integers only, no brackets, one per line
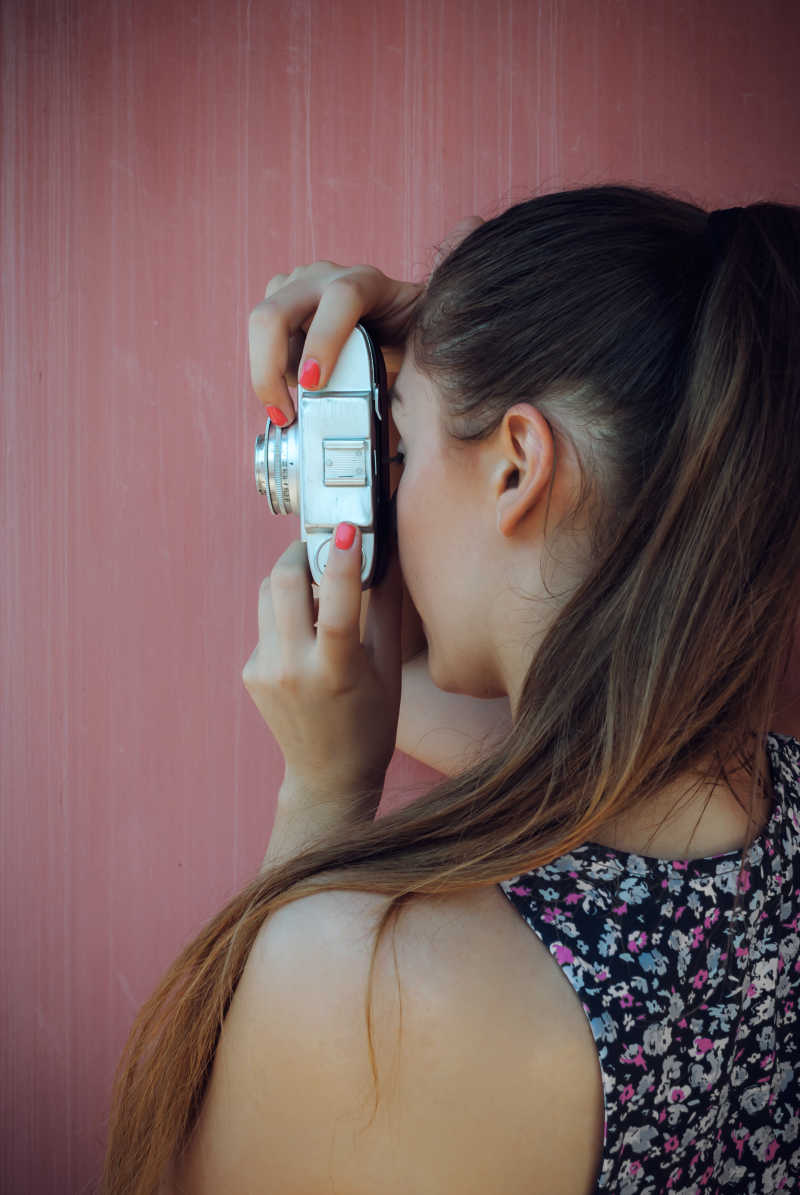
499,731,800,1193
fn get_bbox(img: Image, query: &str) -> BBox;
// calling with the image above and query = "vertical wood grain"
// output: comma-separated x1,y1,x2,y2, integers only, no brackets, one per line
2,1,798,1189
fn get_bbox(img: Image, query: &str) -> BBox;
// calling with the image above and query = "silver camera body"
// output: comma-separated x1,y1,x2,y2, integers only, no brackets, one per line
254,323,393,590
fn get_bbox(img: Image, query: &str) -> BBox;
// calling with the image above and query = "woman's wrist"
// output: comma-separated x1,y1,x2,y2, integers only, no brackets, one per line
261,779,382,872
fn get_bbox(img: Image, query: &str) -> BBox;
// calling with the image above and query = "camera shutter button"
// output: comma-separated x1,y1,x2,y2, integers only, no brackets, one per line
315,535,367,577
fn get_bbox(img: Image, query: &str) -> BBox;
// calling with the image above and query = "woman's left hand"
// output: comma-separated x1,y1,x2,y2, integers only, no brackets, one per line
242,522,404,820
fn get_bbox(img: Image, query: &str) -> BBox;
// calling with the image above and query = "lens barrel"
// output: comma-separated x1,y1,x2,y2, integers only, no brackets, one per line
254,420,299,515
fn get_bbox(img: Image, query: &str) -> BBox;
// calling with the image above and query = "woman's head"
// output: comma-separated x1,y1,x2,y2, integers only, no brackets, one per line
102,185,800,1194
392,185,800,749
391,351,590,710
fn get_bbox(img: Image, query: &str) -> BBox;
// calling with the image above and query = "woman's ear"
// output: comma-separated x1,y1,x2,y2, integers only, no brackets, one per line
494,405,555,538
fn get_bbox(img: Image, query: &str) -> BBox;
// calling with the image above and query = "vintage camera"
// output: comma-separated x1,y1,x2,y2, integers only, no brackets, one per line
254,322,395,590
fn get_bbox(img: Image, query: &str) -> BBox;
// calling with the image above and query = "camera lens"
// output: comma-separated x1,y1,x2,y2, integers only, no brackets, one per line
254,420,299,515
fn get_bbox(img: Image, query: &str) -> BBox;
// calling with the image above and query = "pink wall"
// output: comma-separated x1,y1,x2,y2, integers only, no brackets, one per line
2,1,799,1189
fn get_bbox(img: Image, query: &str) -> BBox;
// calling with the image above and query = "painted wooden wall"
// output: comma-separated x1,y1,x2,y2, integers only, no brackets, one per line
2,1,799,1189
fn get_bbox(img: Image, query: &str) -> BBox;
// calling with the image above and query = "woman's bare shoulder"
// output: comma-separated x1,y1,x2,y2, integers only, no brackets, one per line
172,881,603,1195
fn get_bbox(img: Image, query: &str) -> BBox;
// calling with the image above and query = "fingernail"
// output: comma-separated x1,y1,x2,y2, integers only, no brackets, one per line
267,405,288,427
299,358,321,389
334,522,356,550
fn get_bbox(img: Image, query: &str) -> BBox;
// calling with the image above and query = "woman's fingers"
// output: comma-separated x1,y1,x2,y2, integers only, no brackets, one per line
248,264,357,424
259,541,315,665
249,263,400,426
250,235,479,426
248,301,297,423
293,271,380,392
314,525,364,685
264,273,289,299
262,274,313,390
263,519,405,705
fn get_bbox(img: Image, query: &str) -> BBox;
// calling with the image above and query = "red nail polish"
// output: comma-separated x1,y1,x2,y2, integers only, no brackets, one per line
267,406,288,427
299,358,321,389
334,522,356,550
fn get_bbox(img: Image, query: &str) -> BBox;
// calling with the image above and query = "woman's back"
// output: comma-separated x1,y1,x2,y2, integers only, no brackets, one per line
499,730,800,1193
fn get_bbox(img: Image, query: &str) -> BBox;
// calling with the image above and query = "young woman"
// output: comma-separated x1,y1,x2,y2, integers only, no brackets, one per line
103,185,800,1194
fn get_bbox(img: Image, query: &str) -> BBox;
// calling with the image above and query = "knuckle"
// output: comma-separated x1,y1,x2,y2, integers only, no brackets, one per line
270,563,306,592
242,651,298,693
351,263,380,280
273,662,303,693
318,657,356,696
325,273,365,304
280,668,300,690
316,618,351,643
249,299,284,331
264,272,289,298
317,672,341,698
241,654,260,687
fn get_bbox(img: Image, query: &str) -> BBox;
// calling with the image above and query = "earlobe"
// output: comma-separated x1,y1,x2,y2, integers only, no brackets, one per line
495,405,555,538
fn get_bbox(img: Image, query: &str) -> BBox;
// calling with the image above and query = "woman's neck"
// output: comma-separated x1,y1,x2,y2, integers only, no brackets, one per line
589,743,775,860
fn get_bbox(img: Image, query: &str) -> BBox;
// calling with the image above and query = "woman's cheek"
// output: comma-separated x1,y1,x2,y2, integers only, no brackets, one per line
395,484,422,610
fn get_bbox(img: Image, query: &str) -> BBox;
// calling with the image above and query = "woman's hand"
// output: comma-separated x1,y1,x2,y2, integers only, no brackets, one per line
245,218,484,842
249,262,424,427
248,216,484,426
242,523,404,823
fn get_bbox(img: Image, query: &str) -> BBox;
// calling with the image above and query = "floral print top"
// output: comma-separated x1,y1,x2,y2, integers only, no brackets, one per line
498,731,800,1193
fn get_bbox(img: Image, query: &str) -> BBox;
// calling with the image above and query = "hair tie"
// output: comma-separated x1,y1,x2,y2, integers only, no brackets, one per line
705,206,745,261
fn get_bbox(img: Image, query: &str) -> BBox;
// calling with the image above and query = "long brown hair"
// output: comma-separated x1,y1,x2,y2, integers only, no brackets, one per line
101,184,800,1192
